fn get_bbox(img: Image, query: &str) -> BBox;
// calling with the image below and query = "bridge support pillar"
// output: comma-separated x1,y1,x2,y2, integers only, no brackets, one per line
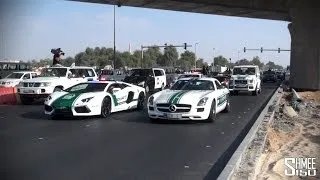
288,7,320,90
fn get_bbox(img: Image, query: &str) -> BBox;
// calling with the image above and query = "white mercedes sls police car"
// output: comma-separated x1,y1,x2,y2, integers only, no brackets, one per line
44,81,145,119
147,78,230,122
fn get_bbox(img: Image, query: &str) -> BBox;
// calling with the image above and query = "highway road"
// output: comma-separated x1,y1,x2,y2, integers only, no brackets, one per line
0,83,278,180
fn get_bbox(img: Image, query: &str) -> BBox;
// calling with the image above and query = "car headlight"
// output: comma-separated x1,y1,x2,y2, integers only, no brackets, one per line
81,97,94,103
6,82,12,84
148,96,154,106
197,97,209,106
41,82,52,87
138,81,145,86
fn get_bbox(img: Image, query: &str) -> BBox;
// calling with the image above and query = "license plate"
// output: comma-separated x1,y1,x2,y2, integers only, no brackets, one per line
236,85,246,88
23,90,34,93
166,113,182,119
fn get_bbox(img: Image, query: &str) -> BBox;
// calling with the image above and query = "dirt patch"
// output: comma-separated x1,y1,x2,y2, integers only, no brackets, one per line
298,91,320,101
253,92,320,180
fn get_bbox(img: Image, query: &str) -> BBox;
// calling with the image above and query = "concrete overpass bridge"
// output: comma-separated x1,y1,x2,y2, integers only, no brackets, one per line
71,0,320,90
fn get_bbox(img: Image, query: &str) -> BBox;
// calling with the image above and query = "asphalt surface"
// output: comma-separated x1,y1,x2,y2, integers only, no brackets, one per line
0,83,278,180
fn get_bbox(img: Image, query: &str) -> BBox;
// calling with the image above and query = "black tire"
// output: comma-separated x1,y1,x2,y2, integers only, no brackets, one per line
20,96,34,105
101,97,112,118
222,95,231,113
206,100,216,123
233,90,239,95
53,86,63,92
252,87,258,96
137,92,145,110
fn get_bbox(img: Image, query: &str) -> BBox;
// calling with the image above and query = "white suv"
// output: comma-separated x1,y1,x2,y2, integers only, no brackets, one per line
17,66,97,104
229,65,261,96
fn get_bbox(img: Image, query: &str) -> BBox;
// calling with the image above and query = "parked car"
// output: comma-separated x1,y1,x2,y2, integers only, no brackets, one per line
44,81,145,119
0,71,38,87
98,69,125,81
147,78,230,122
262,70,277,83
123,68,166,93
17,66,98,104
213,74,230,87
229,65,262,96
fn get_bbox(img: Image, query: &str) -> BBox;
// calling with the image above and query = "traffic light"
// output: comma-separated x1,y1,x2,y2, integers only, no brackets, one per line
184,43,187,50
164,43,167,50
261,47,263,53
244,47,246,53
278,48,280,53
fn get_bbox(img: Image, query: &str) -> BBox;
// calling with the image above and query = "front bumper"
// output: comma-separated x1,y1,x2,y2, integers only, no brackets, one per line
17,87,54,97
147,104,211,120
229,84,256,92
44,104,100,117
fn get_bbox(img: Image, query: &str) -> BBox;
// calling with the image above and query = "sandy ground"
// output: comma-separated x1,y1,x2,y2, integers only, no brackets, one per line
253,91,320,180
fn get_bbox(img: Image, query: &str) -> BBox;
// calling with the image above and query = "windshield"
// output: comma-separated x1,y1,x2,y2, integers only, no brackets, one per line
170,79,190,90
130,69,153,76
40,68,68,77
178,74,200,79
233,67,256,75
65,83,108,93
101,70,113,75
6,73,24,79
181,80,215,90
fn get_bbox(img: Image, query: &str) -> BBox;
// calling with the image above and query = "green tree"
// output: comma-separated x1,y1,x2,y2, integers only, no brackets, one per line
142,46,162,68
177,50,195,70
250,56,264,69
62,57,74,66
214,55,229,66
131,50,142,68
162,45,179,67
266,61,276,69
196,58,204,67
235,59,251,66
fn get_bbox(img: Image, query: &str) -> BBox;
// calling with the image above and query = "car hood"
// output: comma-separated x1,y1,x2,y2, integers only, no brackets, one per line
46,91,104,108
0,78,21,83
124,76,148,84
22,77,64,83
153,89,213,104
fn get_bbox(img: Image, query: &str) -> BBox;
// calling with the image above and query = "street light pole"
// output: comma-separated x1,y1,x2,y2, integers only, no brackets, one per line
113,5,116,70
194,43,199,69
212,48,215,66
238,51,240,61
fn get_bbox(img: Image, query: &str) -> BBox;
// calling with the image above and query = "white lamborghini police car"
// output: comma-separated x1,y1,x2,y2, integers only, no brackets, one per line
44,81,145,119
147,77,230,122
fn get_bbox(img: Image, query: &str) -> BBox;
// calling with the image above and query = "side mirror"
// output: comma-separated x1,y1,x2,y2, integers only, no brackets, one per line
112,88,121,94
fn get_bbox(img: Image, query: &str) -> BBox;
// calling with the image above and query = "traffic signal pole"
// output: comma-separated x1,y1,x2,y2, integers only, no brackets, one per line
243,47,291,53
140,43,192,68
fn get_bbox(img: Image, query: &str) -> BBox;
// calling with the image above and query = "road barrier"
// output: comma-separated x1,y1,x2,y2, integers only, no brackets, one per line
0,87,19,105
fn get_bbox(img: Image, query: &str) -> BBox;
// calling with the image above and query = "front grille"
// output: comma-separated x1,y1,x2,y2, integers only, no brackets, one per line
156,103,191,108
235,80,247,84
157,108,190,113
23,82,41,87
75,106,91,113
156,103,191,113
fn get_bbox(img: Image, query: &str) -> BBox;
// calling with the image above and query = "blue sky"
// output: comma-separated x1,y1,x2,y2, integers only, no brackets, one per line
1,0,291,66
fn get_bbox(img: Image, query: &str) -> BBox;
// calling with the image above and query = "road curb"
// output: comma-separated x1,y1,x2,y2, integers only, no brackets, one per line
217,87,283,180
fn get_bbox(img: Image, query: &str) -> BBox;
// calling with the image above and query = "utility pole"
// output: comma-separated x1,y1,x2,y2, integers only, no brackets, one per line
113,5,116,71
194,43,199,69
212,48,215,67
237,51,240,61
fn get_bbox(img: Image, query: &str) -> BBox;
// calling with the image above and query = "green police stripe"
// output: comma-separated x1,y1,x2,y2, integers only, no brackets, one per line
51,92,82,109
168,91,182,104
217,94,228,106
111,95,118,106
170,91,186,104
174,91,189,104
